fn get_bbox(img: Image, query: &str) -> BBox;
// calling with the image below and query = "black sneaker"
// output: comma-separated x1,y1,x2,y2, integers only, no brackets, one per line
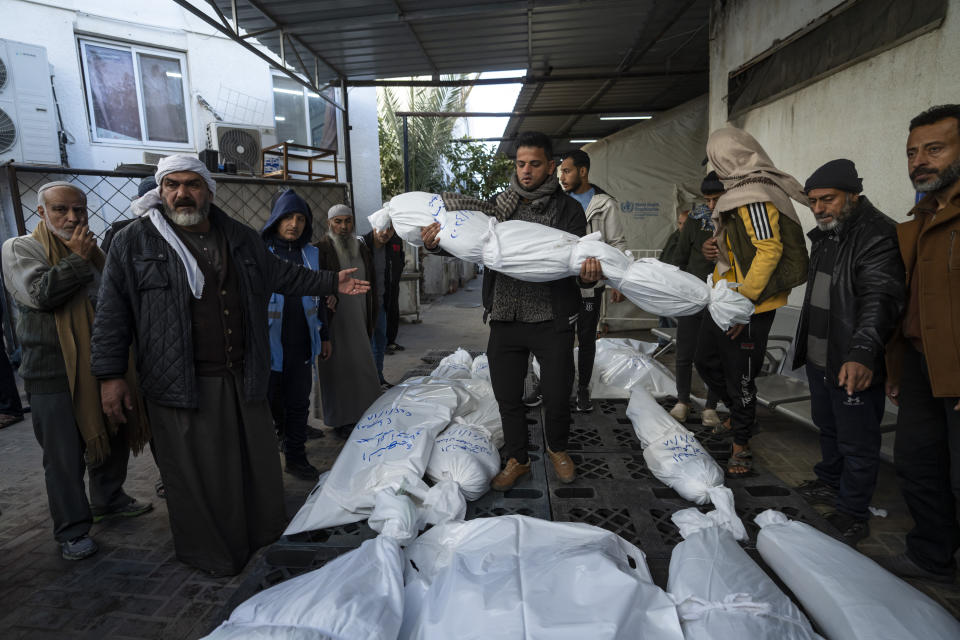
873,553,956,584
795,478,838,506
284,458,321,482
826,511,870,546
61,535,98,560
575,387,593,413
92,498,153,523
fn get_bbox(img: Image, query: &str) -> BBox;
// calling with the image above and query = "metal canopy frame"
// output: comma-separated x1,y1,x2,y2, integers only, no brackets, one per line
169,0,711,178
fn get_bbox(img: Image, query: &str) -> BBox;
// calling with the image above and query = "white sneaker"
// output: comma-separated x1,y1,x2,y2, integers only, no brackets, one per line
701,408,722,428
669,402,690,423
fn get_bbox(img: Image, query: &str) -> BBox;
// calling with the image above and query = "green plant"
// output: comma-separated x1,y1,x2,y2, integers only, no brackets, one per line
443,140,514,201
378,80,472,199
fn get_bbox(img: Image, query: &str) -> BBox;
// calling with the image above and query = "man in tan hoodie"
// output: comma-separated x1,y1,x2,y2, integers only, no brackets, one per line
559,149,628,412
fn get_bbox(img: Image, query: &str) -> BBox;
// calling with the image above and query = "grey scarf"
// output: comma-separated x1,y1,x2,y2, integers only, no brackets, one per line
442,174,560,222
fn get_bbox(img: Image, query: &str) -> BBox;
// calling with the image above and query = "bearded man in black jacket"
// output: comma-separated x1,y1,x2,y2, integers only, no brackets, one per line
791,159,905,546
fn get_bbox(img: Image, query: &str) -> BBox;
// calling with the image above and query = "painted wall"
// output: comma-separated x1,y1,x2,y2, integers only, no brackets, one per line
710,0,960,223
0,0,380,227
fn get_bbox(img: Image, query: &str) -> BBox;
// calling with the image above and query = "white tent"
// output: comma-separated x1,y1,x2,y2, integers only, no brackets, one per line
583,94,708,330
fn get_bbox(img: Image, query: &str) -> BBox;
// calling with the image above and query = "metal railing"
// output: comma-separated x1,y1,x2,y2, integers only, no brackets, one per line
0,163,352,353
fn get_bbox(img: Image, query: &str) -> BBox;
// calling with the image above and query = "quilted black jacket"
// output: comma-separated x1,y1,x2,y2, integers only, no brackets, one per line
91,206,339,408
791,196,906,384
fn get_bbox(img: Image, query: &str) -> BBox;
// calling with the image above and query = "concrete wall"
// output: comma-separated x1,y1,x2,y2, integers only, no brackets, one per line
710,0,960,224
0,0,380,227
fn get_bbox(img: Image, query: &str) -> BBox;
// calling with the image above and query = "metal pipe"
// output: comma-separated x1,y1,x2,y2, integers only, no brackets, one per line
340,77,355,207
346,70,706,88
169,0,343,112
402,116,410,193
241,25,281,40
394,109,659,118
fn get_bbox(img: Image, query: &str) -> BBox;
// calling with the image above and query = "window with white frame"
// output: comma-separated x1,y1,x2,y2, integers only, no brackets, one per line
271,75,339,151
78,38,192,147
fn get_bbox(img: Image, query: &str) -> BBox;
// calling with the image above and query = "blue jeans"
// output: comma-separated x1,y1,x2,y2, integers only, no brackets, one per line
371,307,388,383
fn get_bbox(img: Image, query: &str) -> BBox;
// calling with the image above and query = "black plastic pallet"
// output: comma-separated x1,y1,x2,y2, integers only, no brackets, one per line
223,349,837,622
280,519,378,546
567,399,644,454
419,349,486,364
548,457,835,559
399,365,437,380
466,451,551,521
549,482,698,560
726,472,836,549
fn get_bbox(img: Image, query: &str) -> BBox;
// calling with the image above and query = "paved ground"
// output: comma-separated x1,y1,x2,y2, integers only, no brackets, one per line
0,278,957,638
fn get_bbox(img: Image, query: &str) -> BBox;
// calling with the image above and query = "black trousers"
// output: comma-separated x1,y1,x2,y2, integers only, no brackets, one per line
386,277,402,345
0,343,23,416
488,320,575,463
31,391,132,542
806,364,884,521
268,355,313,461
675,310,719,407
894,345,960,574
576,290,602,388
694,309,776,446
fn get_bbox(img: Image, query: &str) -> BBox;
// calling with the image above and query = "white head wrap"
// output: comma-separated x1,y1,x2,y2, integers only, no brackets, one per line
37,181,86,208
328,203,353,220
129,154,218,299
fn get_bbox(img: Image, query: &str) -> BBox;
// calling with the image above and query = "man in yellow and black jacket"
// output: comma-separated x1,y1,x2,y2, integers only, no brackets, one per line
695,128,810,478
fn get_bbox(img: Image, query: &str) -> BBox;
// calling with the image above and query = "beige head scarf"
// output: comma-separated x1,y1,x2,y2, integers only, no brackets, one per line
706,127,809,272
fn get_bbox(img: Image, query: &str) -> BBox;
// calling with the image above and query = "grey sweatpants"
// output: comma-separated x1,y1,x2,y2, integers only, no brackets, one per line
31,390,132,542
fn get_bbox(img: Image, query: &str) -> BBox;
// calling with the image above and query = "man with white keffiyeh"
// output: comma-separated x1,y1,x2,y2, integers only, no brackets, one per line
90,154,370,576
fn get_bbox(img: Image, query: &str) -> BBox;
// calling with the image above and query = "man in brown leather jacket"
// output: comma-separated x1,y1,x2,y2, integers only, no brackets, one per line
878,104,960,584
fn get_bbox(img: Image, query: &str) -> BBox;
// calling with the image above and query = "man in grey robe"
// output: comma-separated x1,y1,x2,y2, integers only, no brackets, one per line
315,204,382,438
91,155,370,576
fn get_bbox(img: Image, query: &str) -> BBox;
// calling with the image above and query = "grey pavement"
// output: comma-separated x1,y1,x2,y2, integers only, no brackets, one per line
0,278,957,638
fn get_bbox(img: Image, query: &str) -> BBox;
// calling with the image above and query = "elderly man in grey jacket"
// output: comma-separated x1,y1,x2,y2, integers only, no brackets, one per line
2,181,151,561
559,149,628,412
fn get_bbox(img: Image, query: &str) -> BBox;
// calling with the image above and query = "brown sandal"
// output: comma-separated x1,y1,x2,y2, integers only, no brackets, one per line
726,449,754,478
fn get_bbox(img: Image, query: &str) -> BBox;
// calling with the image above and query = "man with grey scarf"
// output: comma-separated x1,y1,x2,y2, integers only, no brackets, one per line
422,131,601,490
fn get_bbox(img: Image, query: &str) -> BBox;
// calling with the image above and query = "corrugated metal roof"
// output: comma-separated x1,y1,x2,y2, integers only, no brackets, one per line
201,0,710,154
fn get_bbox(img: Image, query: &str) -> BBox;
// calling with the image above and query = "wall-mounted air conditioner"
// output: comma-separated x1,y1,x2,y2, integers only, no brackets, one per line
206,123,276,173
0,39,59,165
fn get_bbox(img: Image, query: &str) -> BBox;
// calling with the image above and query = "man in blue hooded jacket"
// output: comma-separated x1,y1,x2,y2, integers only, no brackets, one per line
261,189,330,481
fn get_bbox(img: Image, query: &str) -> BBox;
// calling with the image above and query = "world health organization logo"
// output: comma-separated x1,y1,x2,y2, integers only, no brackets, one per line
620,201,634,213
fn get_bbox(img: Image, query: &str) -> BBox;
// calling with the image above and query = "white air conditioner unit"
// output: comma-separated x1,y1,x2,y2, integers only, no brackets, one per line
0,39,59,165
206,123,277,173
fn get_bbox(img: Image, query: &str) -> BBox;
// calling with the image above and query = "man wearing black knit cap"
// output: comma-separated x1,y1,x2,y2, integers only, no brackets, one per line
791,158,905,546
